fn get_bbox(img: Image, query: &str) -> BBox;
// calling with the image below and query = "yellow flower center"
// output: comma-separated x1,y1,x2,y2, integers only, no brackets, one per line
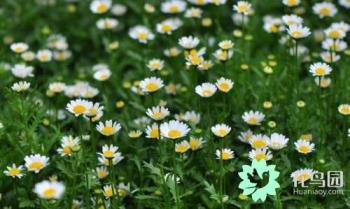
161,24,172,32
319,8,330,16
8,168,21,176
202,89,213,96
251,140,266,149
63,146,72,154
315,67,326,75
247,117,258,124
218,83,230,92
73,105,86,114
287,0,298,6
168,129,182,138
43,188,57,198
103,150,115,158
152,112,163,119
298,145,310,153
329,30,340,39
137,32,148,40
169,5,179,13
238,5,248,12
104,188,114,197
217,129,228,137
97,4,108,13
101,126,115,136
291,30,302,38
28,161,44,170
221,151,232,160
145,82,159,92
190,139,200,150
190,56,202,65
297,173,311,182
340,107,350,115
255,153,267,160
150,128,159,139
176,144,188,153
98,170,108,179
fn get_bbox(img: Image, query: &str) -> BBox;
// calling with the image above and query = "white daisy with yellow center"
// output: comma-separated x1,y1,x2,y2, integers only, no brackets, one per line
4,164,24,178
242,110,265,125
338,104,350,115
185,7,203,18
322,39,347,52
98,154,124,166
175,141,191,153
36,49,52,62
248,148,273,161
103,185,115,198
66,99,93,117
294,139,315,154
145,123,160,139
189,137,204,150
233,1,251,15
282,0,300,7
160,120,190,139
10,42,29,53
309,62,332,77
282,14,303,26
195,82,217,98
96,18,118,30
211,123,231,138
216,148,234,160
287,24,311,39
147,59,165,71
320,51,340,63
139,77,164,93
93,68,112,81
49,82,66,93
268,133,289,150
249,134,269,149
96,120,121,136
291,168,317,183
146,106,170,121
90,0,111,14
24,154,49,173
96,166,109,179
218,40,234,50
325,27,346,39
215,77,234,93
314,77,331,88
129,25,155,44
34,180,65,199
21,51,35,61
198,61,213,71
178,36,200,49
57,136,80,156
238,129,253,143
128,130,143,138
313,2,337,18
213,49,233,61
183,111,201,125
161,0,187,14
99,144,122,159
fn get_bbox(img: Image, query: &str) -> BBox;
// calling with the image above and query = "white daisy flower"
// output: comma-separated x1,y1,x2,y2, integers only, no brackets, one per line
320,51,340,63
11,64,34,78
218,40,234,50
66,99,93,117
36,49,52,62
96,120,121,136
100,144,121,159
21,51,36,61
282,14,303,26
338,104,350,115
291,168,317,183
11,81,30,92
242,110,265,125
139,77,164,93
93,68,111,81
189,137,204,150
322,39,347,52
147,59,164,71
268,133,289,150
195,83,217,98
294,139,315,154
238,129,253,143
314,77,331,88
183,111,201,125
24,154,49,173
233,1,252,15
249,134,269,149
185,7,203,18
57,136,80,156
282,0,300,7
111,4,127,16
215,77,234,93
175,140,191,153
287,24,311,39
129,25,155,44
309,62,332,77
216,148,234,160
313,2,337,18
146,106,170,121
4,164,25,178
90,0,112,14
10,42,29,53
211,123,231,138
34,180,65,199
145,123,160,139
161,0,187,14
160,120,190,139
96,18,119,30
178,36,200,49
248,148,273,161
49,82,66,93
96,166,109,179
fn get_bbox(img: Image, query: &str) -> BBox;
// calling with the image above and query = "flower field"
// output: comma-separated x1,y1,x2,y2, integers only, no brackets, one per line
0,0,350,208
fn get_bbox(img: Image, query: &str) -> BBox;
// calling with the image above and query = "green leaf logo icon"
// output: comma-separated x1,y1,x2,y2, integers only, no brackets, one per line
238,160,280,202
